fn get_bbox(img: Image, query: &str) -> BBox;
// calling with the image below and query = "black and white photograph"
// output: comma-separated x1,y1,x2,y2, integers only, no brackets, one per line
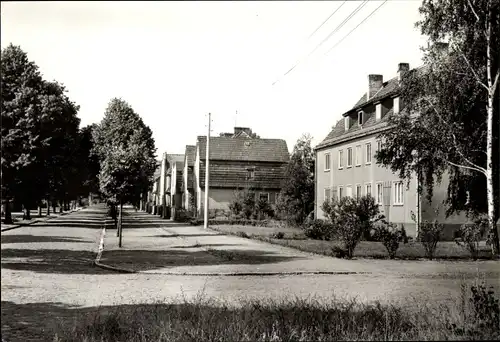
1,0,499,341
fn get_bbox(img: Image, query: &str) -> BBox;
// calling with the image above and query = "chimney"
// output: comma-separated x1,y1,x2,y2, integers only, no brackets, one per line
234,127,253,136
368,74,383,99
397,63,410,81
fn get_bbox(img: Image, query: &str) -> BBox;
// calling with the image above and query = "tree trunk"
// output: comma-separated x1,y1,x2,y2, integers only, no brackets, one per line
38,205,42,217
485,2,500,257
3,200,12,224
59,200,63,213
47,200,51,216
52,201,56,215
118,201,123,248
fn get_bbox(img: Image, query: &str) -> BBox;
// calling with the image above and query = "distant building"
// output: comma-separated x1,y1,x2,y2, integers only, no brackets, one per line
181,145,196,214
314,62,467,240
191,127,289,217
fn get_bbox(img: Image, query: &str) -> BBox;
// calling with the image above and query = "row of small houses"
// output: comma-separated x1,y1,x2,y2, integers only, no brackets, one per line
142,61,476,240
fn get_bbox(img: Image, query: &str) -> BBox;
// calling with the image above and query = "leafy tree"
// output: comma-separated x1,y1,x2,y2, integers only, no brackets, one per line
276,134,314,226
1,44,81,221
376,0,500,256
93,98,157,246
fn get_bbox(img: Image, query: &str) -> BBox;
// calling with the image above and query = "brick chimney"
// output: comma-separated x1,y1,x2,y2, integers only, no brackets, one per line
397,63,410,81
368,74,384,99
234,127,253,136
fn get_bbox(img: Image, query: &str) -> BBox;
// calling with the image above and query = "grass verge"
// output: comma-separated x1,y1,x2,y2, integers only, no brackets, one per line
52,283,499,341
210,225,493,260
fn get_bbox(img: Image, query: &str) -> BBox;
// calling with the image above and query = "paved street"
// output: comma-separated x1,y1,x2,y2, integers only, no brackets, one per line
2,206,499,341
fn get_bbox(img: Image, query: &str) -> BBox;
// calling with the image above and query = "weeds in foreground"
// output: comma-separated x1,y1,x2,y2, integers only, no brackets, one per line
52,282,500,342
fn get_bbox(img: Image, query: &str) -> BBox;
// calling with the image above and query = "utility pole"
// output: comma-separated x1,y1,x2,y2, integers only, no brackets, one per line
203,112,211,229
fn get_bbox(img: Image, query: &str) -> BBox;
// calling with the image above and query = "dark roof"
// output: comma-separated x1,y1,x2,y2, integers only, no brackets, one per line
199,162,286,189
184,145,196,166
167,154,184,164
197,136,289,163
315,65,426,150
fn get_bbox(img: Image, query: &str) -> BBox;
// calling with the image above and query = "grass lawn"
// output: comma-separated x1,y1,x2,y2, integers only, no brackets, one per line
210,224,493,260
51,286,499,342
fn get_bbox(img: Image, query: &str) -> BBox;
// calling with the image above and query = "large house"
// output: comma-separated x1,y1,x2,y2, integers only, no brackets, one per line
314,62,467,239
191,127,289,217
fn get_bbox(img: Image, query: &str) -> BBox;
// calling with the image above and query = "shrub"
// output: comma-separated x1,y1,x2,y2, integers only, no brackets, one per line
174,208,192,223
271,231,285,239
450,283,500,339
190,218,203,226
373,223,408,259
454,217,488,260
331,245,347,258
417,220,444,260
236,231,250,239
303,219,332,241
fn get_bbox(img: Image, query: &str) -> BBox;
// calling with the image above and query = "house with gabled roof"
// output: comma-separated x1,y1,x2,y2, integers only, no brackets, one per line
192,127,289,217
314,62,467,239
181,145,196,213
166,154,185,218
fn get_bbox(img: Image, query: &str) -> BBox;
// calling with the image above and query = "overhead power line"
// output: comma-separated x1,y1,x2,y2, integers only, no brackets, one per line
306,1,347,40
325,0,389,56
273,0,369,86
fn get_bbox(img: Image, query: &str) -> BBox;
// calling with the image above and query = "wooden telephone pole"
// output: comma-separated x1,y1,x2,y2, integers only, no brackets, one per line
203,113,211,229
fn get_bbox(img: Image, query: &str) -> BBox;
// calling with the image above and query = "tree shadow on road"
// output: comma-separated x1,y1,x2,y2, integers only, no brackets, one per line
1,249,117,275
1,235,92,244
99,248,304,272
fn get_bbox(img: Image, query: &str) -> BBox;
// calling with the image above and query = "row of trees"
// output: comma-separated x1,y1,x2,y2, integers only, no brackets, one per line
1,44,100,223
1,45,157,245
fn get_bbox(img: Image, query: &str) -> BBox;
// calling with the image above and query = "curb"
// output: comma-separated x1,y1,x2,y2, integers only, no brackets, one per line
1,207,84,232
93,223,370,277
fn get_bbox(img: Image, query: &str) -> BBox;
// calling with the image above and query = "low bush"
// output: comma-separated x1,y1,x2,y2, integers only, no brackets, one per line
303,219,332,241
236,231,250,239
209,219,271,227
174,208,192,223
271,231,285,239
418,220,444,260
331,245,347,258
454,217,488,260
373,223,408,259
190,218,203,226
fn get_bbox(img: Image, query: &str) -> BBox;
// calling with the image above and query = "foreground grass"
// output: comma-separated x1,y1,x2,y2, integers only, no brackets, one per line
53,285,499,342
210,225,493,260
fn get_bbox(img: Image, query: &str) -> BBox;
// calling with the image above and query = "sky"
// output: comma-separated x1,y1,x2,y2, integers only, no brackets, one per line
1,0,427,157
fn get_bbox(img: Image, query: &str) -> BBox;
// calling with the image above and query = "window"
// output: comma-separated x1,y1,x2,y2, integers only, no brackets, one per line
325,153,331,171
338,186,344,199
247,169,255,179
365,183,372,196
347,147,353,167
259,193,269,202
338,150,344,169
393,181,404,205
376,183,383,205
356,184,362,198
365,143,372,164
355,145,361,166
324,188,331,201
346,185,352,198
358,111,363,125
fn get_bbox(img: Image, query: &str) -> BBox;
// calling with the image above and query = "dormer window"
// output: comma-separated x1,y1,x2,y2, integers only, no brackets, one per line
247,169,255,179
344,116,350,132
358,111,363,126
394,96,400,114
376,103,382,121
